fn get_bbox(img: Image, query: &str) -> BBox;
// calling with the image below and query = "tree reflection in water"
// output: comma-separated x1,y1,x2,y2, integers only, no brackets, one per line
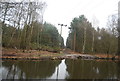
117,61,120,79
2,60,61,79
65,59,120,79
2,59,120,79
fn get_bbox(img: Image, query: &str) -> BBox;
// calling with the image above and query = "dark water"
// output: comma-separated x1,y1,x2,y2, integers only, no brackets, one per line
1,59,120,79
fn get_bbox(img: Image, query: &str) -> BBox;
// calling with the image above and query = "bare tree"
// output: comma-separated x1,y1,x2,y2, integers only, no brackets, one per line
91,16,99,53
82,19,87,54
1,0,47,50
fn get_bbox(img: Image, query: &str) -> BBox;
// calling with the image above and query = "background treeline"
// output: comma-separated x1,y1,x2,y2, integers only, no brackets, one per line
1,1,64,52
66,15,118,55
2,22,64,51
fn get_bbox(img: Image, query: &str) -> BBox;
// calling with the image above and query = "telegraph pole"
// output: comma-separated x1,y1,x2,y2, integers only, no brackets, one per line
56,24,67,80
58,24,67,48
58,24,67,35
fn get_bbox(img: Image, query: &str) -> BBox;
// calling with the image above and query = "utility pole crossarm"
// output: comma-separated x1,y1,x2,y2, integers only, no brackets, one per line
58,23,67,35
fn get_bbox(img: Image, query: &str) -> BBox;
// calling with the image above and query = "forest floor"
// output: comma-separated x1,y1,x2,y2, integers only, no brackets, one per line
1,48,120,60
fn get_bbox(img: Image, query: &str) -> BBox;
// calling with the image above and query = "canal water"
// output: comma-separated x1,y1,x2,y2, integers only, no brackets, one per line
1,59,120,79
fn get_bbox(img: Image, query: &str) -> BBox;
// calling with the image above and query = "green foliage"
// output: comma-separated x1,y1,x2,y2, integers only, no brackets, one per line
94,28,118,54
2,21,64,52
66,15,118,55
43,22,60,47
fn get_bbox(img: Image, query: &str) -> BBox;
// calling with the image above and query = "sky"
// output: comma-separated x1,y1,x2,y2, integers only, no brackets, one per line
43,0,119,45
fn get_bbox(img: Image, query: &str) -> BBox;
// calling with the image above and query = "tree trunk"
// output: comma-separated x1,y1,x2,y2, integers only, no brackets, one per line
118,1,120,56
3,3,9,24
91,30,94,53
73,30,76,52
82,27,86,53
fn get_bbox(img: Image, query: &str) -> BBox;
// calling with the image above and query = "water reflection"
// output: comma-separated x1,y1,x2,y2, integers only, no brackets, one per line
49,59,69,79
2,59,120,79
117,61,120,78
2,60,61,79
65,59,120,79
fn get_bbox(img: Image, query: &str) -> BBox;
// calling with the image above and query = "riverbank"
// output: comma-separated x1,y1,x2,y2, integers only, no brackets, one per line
2,48,64,60
1,48,120,60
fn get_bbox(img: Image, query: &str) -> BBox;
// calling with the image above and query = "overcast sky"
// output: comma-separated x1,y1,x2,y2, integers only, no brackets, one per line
43,0,119,45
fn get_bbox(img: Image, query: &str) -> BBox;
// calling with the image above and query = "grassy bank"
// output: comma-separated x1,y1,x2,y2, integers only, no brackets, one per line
2,48,65,60
1,48,120,60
